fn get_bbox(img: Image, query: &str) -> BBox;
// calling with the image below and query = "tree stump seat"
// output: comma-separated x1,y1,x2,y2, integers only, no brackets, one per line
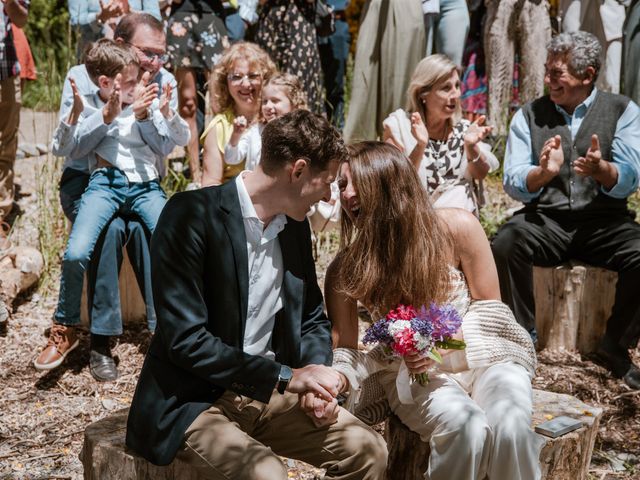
80,248,148,325
80,409,205,480
82,390,601,480
385,389,603,480
533,262,617,353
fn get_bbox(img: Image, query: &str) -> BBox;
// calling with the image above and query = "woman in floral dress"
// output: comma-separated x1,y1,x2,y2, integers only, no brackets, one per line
256,0,325,114
165,0,229,184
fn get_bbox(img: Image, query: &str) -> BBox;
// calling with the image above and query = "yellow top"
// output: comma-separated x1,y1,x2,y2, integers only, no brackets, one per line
200,109,245,183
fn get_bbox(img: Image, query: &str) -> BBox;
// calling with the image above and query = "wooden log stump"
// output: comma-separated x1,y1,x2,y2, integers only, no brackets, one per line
0,245,44,304
533,390,602,480
80,248,147,325
385,415,428,480
80,409,205,480
533,262,617,354
385,389,603,480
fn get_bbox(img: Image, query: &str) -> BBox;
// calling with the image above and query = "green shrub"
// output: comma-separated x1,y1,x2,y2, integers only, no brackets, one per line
22,0,76,111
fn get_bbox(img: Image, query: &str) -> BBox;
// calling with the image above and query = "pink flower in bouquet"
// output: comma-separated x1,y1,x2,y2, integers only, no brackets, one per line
391,327,417,356
386,305,418,321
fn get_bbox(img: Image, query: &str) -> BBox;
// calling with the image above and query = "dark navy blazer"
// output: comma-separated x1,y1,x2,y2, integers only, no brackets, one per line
125,180,333,465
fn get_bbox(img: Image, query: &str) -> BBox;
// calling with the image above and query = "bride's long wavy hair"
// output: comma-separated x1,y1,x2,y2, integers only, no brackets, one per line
336,142,452,316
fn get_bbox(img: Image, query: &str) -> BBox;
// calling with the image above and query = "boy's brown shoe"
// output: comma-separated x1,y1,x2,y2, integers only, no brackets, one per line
33,324,79,371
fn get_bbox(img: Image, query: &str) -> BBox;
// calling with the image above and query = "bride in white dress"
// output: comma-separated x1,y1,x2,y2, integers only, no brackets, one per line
325,142,544,480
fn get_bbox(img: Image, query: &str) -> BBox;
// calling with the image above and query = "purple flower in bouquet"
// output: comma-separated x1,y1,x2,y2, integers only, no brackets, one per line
420,302,463,343
362,318,394,346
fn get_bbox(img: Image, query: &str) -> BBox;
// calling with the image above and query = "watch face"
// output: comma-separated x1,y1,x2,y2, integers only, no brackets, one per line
277,365,293,394
280,365,293,381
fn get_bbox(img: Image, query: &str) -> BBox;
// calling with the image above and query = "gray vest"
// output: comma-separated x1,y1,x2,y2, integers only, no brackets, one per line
522,91,630,214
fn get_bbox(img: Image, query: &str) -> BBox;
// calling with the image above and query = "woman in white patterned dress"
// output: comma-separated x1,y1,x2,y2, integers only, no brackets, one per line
325,142,543,480
383,54,499,216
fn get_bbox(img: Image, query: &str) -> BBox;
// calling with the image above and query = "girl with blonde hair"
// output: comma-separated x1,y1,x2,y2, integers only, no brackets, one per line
383,54,499,215
326,142,543,479
200,42,276,186
224,73,308,171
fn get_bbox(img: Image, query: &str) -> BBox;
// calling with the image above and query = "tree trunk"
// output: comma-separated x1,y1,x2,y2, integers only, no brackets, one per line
0,246,44,304
80,409,205,480
533,263,616,353
385,389,603,480
385,414,429,480
80,249,147,325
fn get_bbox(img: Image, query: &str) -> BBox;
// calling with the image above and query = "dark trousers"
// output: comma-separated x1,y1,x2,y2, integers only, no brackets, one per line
59,168,156,335
491,209,640,349
319,19,350,129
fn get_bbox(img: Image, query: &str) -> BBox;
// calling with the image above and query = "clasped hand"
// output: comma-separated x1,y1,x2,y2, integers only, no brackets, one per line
286,364,347,427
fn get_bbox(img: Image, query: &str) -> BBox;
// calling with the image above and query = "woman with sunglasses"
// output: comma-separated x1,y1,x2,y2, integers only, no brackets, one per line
200,42,276,186
383,54,499,216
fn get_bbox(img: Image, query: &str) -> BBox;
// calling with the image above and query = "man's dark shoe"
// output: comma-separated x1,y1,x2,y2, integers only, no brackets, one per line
623,364,640,390
590,336,639,389
90,349,118,382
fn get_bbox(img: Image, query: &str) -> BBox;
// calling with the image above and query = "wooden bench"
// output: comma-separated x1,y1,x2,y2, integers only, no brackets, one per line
81,390,602,480
386,389,603,480
533,263,617,354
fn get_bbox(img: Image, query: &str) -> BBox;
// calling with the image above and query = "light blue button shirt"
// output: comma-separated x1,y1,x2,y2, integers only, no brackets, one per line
503,89,640,203
68,0,161,59
53,64,178,176
236,0,259,24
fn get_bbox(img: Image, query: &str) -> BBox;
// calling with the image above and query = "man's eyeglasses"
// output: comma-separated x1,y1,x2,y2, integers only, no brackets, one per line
227,72,262,85
134,45,168,64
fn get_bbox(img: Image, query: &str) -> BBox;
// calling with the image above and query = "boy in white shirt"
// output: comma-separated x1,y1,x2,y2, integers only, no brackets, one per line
35,39,189,373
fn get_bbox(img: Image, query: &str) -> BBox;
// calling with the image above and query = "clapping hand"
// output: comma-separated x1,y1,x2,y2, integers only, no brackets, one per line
228,116,249,147
98,0,124,23
102,73,122,124
463,115,492,147
133,71,159,120
410,112,429,147
574,134,602,177
539,135,564,176
67,78,84,125
159,83,173,119
233,116,249,135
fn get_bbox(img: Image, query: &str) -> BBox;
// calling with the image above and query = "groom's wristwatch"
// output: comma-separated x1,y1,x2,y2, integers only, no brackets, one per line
277,365,293,394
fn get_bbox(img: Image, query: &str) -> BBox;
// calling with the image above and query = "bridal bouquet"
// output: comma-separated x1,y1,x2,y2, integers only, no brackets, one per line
363,303,466,386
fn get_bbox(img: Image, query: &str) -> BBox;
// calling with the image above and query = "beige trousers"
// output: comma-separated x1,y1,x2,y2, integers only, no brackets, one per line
0,76,21,220
176,390,388,480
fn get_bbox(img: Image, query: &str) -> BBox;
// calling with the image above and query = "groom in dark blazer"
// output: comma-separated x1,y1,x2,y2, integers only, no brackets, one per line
126,111,387,479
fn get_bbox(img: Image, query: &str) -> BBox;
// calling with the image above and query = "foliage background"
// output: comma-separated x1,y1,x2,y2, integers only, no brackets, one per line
22,0,75,110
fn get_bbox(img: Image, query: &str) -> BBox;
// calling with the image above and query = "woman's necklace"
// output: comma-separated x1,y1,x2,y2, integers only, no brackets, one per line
427,122,450,163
